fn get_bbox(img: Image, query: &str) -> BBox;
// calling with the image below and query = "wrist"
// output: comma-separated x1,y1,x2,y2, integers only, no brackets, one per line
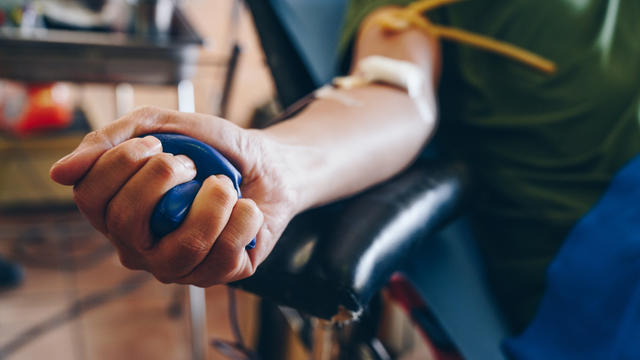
244,128,315,216
255,123,330,211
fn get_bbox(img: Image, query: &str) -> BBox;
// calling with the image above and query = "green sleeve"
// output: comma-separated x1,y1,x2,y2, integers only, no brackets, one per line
338,0,640,332
338,0,418,56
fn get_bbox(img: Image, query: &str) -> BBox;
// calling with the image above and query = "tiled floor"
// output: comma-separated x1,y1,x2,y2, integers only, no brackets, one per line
0,210,259,360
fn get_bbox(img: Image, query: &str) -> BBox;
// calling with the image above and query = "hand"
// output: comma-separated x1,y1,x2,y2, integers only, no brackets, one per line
50,106,299,286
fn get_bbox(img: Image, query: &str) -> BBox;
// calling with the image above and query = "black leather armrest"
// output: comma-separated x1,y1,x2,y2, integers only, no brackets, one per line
233,159,469,322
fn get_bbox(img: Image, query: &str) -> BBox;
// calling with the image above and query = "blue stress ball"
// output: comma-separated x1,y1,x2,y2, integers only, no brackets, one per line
147,133,255,250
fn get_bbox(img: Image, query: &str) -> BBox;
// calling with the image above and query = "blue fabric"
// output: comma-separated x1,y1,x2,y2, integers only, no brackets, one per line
269,0,348,85
504,153,640,359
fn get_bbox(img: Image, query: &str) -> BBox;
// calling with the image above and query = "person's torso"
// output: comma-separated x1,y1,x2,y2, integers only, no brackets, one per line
435,0,640,330
341,0,640,330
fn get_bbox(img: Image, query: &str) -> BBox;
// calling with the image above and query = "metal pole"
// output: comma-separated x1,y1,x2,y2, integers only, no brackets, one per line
188,285,208,360
178,79,207,360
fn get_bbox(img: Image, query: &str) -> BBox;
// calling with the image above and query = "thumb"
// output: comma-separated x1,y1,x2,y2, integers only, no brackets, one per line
50,107,159,186
49,106,244,186
49,130,129,186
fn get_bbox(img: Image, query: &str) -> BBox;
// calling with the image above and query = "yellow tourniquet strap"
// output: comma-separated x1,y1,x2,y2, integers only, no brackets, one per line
373,0,556,74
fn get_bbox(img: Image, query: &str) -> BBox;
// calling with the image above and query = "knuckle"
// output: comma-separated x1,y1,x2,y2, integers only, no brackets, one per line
203,177,237,207
132,105,159,118
241,200,264,224
219,253,244,278
82,130,108,146
131,106,167,127
105,199,131,236
225,260,254,283
135,105,154,113
233,260,255,281
217,175,235,188
177,230,211,259
148,153,179,182
111,144,143,168
242,265,257,279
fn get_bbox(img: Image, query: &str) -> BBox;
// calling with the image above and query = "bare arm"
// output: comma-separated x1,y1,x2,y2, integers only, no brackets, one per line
266,11,441,210
49,9,441,285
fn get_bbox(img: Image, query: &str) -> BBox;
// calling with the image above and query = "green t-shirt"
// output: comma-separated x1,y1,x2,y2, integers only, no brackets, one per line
341,0,640,331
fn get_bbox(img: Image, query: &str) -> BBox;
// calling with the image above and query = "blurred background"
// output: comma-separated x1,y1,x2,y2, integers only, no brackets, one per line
0,0,275,359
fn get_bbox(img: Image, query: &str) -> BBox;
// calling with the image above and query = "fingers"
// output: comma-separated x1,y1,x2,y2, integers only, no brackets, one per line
51,107,166,185
176,197,264,287
105,153,197,252
50,106,244,186
47,105,271,286
142,175,241,282
108,169,264,286
72,136,162,233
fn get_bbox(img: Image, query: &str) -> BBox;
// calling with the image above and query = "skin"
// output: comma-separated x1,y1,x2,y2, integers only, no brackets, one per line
49,8,441,287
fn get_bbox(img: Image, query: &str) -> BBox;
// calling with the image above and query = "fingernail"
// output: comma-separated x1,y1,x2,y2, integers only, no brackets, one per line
216,174,234,187
175,155,196,171
141,135,162,152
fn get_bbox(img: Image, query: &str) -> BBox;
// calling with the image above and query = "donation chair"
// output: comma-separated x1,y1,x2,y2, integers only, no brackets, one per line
227,1,511,358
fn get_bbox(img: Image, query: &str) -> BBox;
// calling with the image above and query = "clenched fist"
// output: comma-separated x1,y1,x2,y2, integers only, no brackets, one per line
50,107,300,286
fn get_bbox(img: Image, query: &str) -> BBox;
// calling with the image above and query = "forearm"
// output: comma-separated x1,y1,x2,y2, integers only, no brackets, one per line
262,84,435,211
260,8,441,211
48,7,443,282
